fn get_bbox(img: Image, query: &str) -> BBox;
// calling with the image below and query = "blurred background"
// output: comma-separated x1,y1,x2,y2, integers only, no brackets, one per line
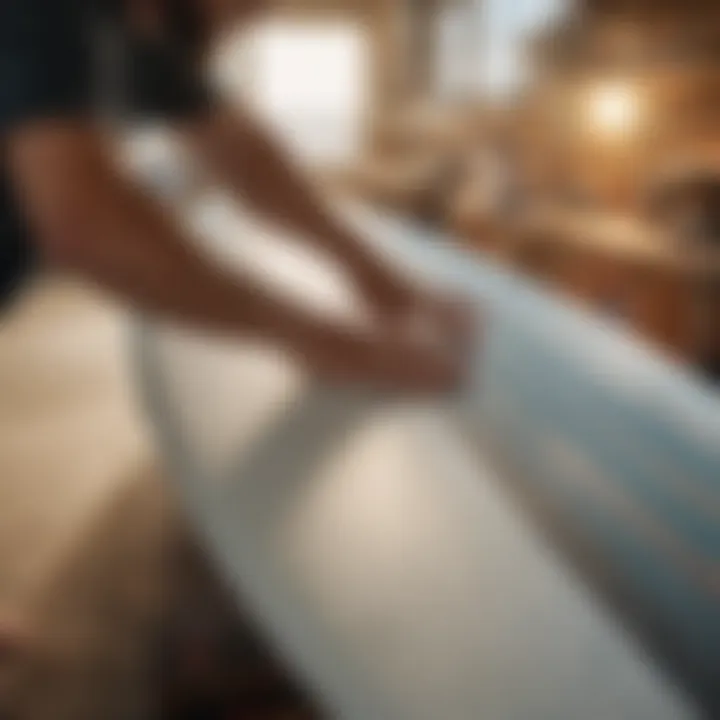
1,0,718,718
215,0,720,376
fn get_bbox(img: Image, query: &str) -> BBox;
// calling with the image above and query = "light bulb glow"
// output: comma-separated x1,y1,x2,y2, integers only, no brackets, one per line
585,82,641,139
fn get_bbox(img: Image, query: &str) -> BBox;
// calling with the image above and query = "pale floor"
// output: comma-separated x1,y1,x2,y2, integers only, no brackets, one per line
0,277,172,719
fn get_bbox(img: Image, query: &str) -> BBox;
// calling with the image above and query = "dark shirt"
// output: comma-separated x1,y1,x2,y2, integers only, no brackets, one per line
0,0,214,307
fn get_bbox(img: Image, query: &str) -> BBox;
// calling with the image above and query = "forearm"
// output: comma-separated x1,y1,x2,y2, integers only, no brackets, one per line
10,126,325,345
61,176,312,342
187,109,406,294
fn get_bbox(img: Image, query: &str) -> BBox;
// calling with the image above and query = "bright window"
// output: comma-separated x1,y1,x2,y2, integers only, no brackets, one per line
220,21,369,164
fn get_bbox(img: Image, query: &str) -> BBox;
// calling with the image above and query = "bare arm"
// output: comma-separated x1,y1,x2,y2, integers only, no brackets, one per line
8,121,331,346
8,120,458,391
183,106,417,312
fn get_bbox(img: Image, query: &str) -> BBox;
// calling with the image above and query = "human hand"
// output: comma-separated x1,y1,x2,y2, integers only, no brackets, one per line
357,269,476,362
297,321,466,395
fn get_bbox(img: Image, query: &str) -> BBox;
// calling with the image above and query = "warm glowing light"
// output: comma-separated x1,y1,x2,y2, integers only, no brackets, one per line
585,83,641,139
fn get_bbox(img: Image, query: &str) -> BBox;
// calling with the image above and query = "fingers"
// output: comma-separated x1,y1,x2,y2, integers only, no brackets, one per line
300,291,477,395
396,294,476,389
372,347,454,395
350,331,464,395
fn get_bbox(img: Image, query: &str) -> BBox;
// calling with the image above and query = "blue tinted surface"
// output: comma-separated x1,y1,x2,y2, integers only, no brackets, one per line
370,213,720,684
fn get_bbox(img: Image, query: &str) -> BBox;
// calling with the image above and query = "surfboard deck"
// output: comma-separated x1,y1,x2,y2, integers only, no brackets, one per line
132,198,702,719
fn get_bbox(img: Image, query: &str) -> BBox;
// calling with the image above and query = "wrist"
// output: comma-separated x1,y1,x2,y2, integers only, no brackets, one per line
362,268,416,311
320,224,416,311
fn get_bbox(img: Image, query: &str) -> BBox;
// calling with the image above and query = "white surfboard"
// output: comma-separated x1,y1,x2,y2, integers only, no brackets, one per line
132,193,699,719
